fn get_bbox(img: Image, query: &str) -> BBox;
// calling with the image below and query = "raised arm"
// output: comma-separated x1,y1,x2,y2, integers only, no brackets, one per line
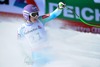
38,2,66,25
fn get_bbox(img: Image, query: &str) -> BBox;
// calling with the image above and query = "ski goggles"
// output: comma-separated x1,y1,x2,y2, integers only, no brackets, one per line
30,12,39,17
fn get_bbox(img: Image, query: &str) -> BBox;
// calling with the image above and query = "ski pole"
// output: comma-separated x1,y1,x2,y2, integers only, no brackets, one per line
61,0,100,28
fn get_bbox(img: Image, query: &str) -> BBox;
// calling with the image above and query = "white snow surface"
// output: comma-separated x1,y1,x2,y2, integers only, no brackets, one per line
0,16,100,67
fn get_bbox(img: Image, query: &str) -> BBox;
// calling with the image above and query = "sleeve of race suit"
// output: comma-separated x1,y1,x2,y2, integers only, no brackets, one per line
38,8,62,25
17,24,25,39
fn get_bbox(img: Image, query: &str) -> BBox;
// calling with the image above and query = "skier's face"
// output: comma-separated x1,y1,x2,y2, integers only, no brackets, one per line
30,12,39,22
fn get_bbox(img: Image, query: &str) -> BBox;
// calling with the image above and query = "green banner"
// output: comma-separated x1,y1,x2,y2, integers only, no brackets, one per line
46,0,100,24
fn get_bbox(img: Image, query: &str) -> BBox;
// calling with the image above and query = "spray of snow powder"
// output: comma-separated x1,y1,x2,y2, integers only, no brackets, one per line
0,16,100,67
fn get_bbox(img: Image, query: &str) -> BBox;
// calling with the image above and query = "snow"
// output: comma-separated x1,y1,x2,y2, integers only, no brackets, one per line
0,17,100,67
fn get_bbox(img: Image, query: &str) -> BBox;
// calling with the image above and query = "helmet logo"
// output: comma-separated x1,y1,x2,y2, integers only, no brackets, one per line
32,7,36,10
32,6,37,10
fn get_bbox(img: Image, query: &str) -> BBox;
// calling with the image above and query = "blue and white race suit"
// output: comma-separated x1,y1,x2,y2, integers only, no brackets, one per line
17,8,62,67
18,8,62,43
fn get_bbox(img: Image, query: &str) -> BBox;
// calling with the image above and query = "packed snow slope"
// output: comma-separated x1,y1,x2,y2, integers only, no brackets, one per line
0,17,100,67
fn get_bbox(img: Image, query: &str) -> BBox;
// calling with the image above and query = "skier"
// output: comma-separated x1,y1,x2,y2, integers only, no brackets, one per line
17,2,66,67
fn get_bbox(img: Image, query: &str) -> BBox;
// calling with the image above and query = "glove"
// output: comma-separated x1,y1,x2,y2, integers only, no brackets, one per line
58,2,66,9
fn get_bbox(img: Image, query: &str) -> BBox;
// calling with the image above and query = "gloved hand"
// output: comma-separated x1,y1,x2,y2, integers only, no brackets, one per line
58,2,66,9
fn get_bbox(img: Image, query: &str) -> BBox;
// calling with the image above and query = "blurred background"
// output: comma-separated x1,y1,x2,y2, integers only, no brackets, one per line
0,0,100,67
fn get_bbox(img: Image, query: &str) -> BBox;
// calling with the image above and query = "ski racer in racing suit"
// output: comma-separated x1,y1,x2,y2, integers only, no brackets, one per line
17,2,66,67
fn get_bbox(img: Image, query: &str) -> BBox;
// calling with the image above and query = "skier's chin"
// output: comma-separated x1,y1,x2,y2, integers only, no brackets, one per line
34,19,37,22
31,18,37,22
